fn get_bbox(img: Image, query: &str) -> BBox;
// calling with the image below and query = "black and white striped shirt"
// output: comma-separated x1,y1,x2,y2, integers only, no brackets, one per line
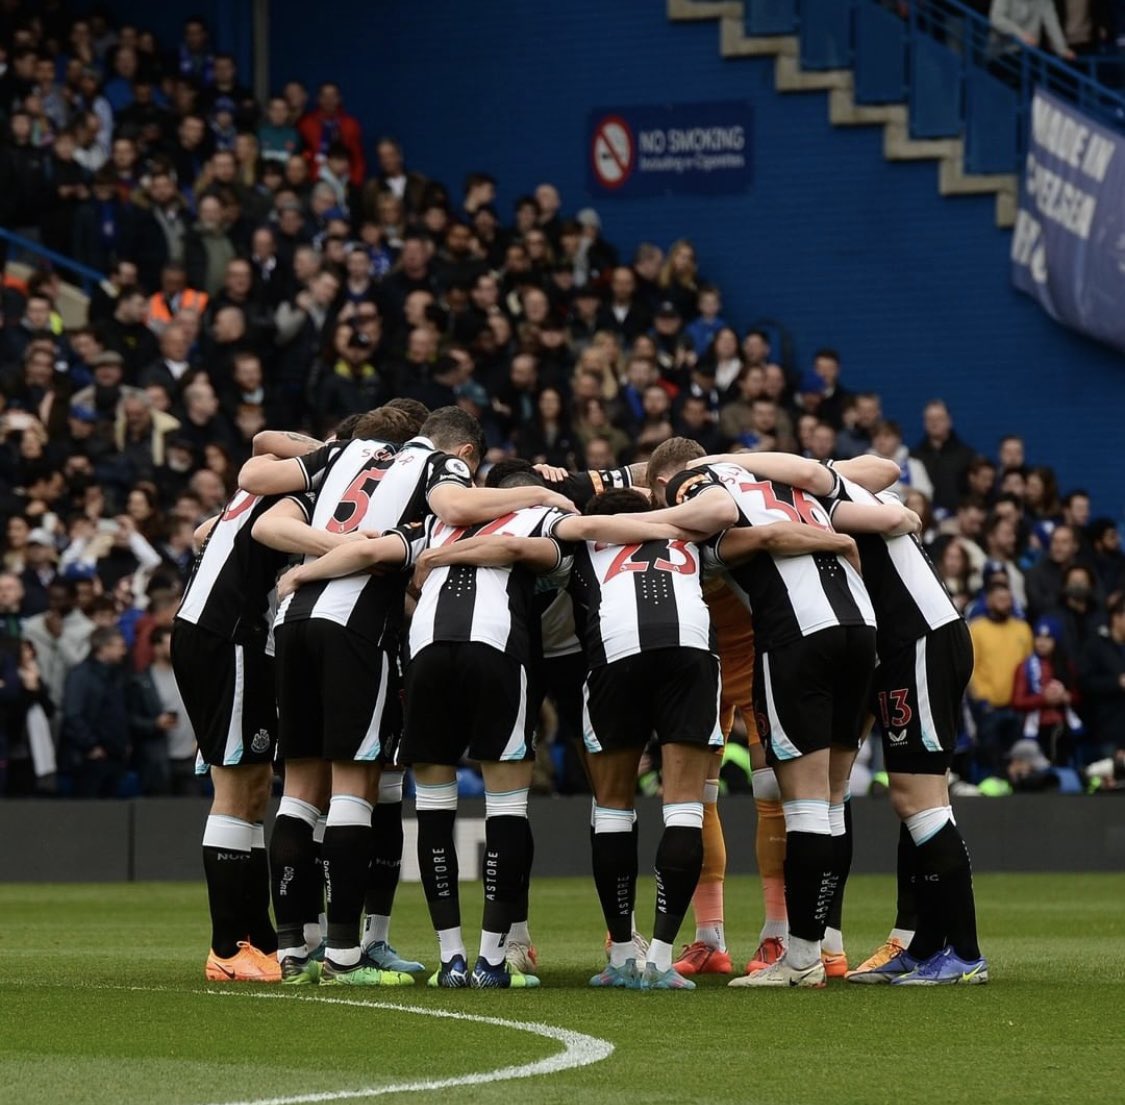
274,435,473,648
668,462,876,652
821,473,961,657
400,506,568,666
538,466,637,660
176,448,336,643
548,522,713,669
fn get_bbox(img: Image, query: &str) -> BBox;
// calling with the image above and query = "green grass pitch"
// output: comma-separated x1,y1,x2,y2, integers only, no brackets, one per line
1,873,1122,1105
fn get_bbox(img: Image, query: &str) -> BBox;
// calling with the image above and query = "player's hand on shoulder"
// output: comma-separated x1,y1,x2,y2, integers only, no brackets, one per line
532,463,569,484
540,489,578,514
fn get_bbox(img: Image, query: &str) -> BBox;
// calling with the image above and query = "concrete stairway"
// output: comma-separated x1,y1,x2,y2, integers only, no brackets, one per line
667,0,1018,228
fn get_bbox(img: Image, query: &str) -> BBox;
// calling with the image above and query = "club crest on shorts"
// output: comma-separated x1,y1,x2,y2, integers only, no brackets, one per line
251,729,271,753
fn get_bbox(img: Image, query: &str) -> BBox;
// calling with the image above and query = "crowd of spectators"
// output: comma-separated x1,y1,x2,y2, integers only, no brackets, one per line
0,7,1121,798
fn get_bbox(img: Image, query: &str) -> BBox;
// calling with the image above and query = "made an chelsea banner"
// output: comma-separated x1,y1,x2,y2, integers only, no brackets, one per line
1011,89,1125,353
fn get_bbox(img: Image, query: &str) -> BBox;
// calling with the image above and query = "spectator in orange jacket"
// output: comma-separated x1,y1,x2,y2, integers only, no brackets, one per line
297,82,365,186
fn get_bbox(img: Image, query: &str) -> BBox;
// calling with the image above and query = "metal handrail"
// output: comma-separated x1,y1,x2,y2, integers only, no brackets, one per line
0,226,106,296
907,0,1125,144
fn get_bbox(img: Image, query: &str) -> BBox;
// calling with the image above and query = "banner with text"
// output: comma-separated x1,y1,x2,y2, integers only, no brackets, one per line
587,101,752,197
1011,89,1125,353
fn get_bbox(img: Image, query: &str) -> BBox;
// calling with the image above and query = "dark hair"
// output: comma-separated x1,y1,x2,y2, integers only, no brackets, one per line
151,625,173,648
1108,593,1125,620
333,413,362,441
1064,489,1090,506
584,489,651,516
351,406,415,445
485,458,544,490
421,406,486,466
382,397,429,435
813,347,840,365
1088,517,1117,544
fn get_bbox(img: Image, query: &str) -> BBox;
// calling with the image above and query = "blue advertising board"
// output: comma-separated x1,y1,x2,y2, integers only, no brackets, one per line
587,101,753,197
1011,89,1125,354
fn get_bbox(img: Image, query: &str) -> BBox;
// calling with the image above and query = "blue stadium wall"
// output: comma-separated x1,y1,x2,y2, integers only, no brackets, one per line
97,0,1124,512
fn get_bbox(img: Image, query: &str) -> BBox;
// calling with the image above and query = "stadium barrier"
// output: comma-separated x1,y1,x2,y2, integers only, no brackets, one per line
0,796,1122,882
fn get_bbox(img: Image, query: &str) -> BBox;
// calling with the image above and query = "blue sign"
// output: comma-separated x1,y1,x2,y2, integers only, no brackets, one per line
587,101,753,197
1011,89,1125,354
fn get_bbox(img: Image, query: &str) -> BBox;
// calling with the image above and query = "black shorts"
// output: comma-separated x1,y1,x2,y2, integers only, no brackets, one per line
754,625,876,766
274,619,401,763
583,647,722,754
170,619,277,771
873,620,974,775
399,642,534,766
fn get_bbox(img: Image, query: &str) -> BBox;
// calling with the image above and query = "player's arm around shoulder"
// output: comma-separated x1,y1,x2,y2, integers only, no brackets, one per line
690,451,836,496
428,481,577,527
830,498,921,536
830,455,900,493
277,533,409,599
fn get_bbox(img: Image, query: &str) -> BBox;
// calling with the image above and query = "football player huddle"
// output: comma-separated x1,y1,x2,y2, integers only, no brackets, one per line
173,401,987,992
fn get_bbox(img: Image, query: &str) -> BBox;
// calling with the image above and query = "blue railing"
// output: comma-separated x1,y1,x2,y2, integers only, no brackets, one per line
0,227,105,297
693,0,1125,174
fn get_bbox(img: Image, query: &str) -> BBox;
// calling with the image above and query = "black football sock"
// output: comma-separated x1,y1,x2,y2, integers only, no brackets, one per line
783,831,835,943
592,807,638,946
270,801,319,955
480,813,530,966
202,814,254,959
322,796,375,966
895,820,919,932
245,825,277,953
914,821,981,962
509,817,535,934
363,797,404,945
416,808,461,933
824,799,853,939
651,811,704,951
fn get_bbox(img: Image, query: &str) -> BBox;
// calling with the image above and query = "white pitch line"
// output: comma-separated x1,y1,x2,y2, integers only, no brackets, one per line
158,987,613,1105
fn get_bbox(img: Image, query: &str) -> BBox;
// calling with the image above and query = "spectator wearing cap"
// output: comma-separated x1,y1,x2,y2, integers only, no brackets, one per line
298,81,366,186
597,266,651,345
1079,594,1125,760
683,284,727,358
1012,616,1083,766
969,578,1033,771
72,350,126,424
18,529,59,617
568,284,603,352
315,322,388,434
912,399,978,514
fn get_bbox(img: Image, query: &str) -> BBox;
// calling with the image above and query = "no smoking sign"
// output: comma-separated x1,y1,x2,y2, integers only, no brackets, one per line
591,115,634,189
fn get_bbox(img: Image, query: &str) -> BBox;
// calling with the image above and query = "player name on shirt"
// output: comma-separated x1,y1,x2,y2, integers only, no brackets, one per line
275,435,473,648
821,470,962,657
548,520,713,668
668,462,876,652
401,505,568,664
176,445,338,642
